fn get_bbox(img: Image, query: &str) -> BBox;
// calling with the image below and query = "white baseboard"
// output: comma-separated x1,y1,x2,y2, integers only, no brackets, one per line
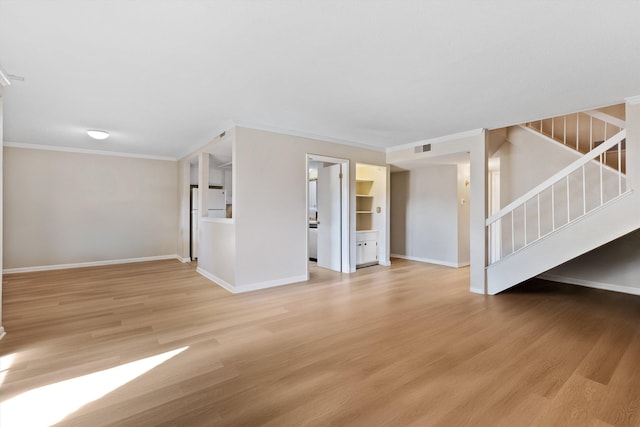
470,287,486,295
390,253,463,268
176,256,192,263
196,267,307,294
196,267,235,293
538,273,640,297
235,275,307,293
3,255,182,274
0,326,5,341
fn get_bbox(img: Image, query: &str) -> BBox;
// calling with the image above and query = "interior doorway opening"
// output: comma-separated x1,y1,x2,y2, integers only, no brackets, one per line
306,155,350,274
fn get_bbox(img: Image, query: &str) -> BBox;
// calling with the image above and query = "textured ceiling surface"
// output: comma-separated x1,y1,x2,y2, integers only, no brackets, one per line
1,0,639,158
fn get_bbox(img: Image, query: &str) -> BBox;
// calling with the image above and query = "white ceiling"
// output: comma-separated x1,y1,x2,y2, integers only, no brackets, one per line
1,0,639,159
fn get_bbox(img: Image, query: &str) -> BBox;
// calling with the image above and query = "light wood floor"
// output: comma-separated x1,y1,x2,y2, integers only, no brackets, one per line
2,259,640,426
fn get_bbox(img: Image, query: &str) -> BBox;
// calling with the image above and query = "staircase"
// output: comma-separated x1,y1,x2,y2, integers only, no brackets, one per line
486,109,638,295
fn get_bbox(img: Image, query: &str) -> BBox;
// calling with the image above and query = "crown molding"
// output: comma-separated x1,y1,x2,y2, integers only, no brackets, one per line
3,141,176,161
177,119,236,161
625,95,640,105
0,63,11,87
386,128,484,153
233,120,386,153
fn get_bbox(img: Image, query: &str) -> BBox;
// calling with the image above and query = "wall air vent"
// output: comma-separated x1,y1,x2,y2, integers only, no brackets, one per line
414,144,432,154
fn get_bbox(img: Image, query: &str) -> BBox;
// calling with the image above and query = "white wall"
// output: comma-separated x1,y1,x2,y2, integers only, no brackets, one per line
390,165,461,267
234,127,386,289
457,163,470,266
0,87,4,338
197,220,236,289
3,147,178,269
497,126,579,206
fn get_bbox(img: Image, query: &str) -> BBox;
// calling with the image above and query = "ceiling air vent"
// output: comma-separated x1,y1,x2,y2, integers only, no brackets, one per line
414,144,431,154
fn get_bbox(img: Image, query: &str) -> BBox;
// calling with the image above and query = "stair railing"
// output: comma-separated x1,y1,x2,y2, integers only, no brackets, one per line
486,129,628,264
525,111,625,160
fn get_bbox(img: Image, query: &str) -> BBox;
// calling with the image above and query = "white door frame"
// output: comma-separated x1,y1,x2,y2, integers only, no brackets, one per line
306,154,350,275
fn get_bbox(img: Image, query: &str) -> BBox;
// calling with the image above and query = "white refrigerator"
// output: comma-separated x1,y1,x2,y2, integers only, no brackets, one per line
191,188,226,259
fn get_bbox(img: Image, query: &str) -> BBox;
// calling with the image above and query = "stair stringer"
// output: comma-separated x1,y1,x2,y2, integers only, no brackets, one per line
487,189,639,295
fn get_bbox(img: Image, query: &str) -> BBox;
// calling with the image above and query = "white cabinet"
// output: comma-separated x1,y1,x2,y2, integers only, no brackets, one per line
356,230,378,267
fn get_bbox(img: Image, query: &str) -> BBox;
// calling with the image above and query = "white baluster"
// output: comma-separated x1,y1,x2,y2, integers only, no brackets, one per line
537,193,541,239
551,184,555,231
590,116,593,151
511,210,515,255
566,175,570,223
576,113,579,150
582,166,586,215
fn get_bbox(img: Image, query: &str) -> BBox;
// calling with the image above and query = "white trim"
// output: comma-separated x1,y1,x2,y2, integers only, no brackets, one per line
3,255,181,274
539,273,640,297
378,260,392,267
470,287,485,295
236,121,385,152
390,253,464,268
3,141,176,161
197,267,307,294
386,128,484,153
625,95,640,105
235,275,308,293
0,63,11,87
177,119,236,160
196,267,235,293
176,256,191,263
0,326,6,341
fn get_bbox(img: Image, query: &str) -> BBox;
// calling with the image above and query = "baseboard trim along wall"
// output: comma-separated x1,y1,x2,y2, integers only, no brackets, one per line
3,255,183,274
196,267,235,293
390,253,467,268
197,267,307,294
538,273,640,297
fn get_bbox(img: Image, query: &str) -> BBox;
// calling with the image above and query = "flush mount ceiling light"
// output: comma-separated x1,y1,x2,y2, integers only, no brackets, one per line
87,130,110,140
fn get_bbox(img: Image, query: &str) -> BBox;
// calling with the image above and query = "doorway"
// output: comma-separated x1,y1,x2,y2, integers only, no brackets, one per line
306,155,350,274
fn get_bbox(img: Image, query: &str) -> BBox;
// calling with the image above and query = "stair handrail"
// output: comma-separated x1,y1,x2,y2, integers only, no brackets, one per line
582,110,626,130
486,129,626,226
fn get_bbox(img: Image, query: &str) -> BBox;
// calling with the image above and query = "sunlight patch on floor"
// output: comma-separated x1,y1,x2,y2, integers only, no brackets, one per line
0,353,17,386
0,346,188,426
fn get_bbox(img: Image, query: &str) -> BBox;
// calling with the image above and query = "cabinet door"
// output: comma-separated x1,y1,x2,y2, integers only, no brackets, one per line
356,242,364,265
362,240,377,264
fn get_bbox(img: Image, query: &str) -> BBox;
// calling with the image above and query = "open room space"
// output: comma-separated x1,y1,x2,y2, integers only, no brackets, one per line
3,260,640,425
3,1,640,425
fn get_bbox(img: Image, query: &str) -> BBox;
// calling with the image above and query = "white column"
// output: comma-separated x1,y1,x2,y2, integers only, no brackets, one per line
469,131,488,294
198,152,210,217
0,84,6,339
625,96,640,191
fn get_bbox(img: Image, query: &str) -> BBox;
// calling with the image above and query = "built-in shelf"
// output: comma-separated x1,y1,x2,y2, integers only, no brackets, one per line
356,179,375,231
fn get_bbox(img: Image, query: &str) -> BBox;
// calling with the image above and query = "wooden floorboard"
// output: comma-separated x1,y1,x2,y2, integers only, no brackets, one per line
2,259,640,426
